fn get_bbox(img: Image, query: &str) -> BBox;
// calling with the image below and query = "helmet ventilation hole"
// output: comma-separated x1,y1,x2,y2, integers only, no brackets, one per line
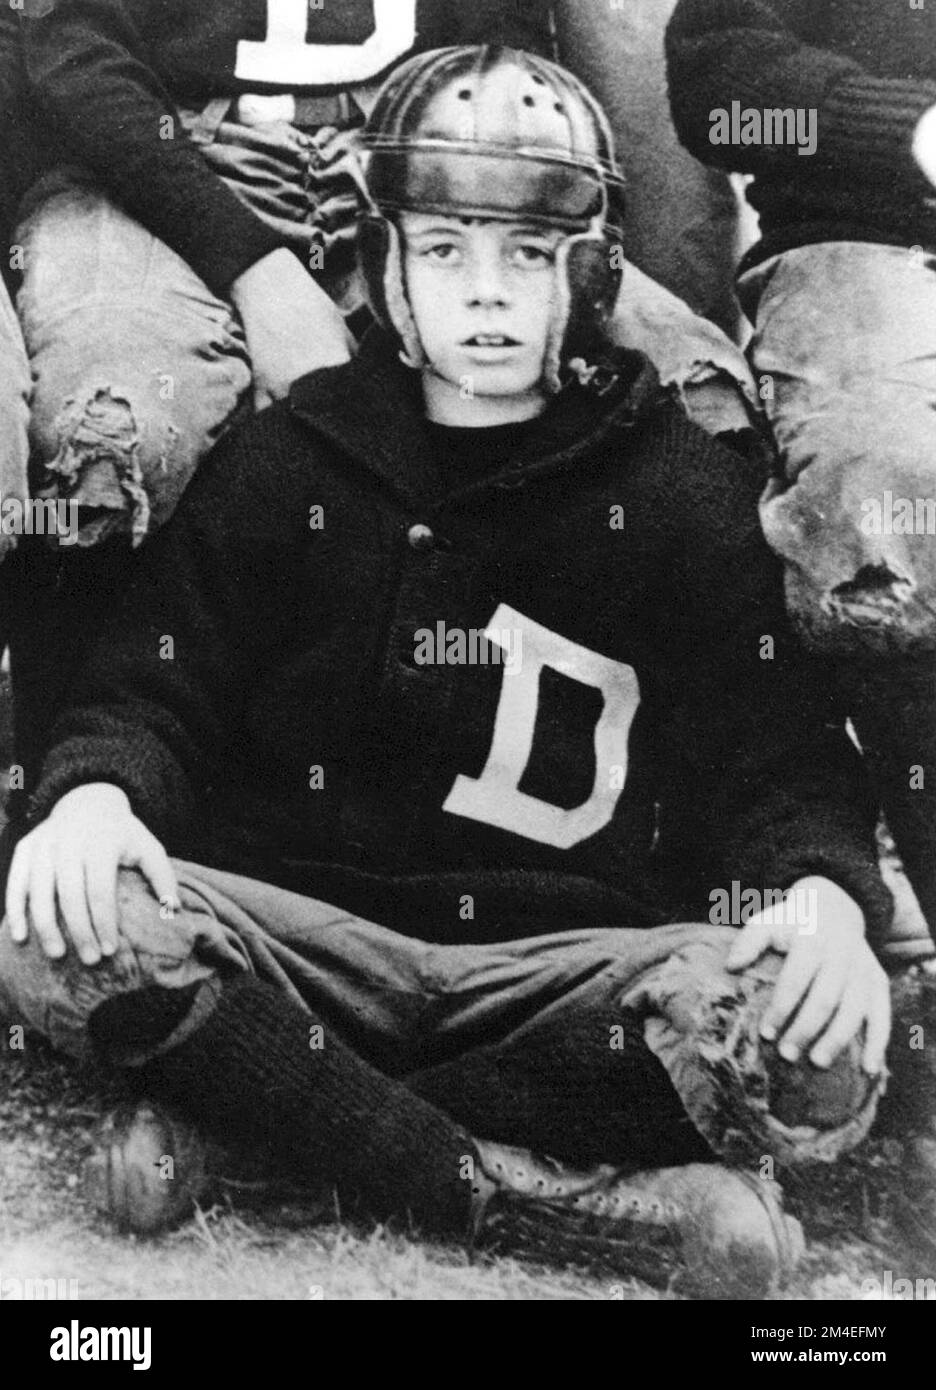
458,89,472,100
523,95,535,107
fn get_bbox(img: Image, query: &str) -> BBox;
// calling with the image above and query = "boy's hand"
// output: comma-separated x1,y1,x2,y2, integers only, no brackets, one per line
913,104,936,189
5,784,179,967
726,876,890,1076
229,249,353,412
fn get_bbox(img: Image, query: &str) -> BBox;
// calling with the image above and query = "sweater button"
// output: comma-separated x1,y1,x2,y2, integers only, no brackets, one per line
407,523,435,551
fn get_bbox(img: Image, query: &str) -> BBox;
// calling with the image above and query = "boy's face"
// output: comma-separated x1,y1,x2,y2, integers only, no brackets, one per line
400,213,562,418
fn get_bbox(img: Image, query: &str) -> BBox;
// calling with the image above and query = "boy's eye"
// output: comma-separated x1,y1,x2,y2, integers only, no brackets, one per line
421,242,462,263
510,242,558,268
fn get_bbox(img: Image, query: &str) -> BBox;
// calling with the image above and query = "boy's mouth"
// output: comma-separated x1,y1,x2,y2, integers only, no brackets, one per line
462,334,522,348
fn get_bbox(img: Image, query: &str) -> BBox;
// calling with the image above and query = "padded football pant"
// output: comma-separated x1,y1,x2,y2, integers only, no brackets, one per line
0,859,887,1173
738,242,936,940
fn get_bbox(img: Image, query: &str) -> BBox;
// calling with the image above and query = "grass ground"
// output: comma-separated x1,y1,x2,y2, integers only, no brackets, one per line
0,671,931,1301
0,1030,927,1301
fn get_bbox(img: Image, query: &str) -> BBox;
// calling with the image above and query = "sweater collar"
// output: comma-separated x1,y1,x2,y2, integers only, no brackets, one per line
288,327,665,510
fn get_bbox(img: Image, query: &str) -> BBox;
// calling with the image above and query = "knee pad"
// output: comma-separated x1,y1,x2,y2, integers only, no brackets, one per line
622,939,884,1168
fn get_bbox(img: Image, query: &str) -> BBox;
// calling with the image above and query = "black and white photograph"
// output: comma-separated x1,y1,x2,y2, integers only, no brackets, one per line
0,0,932,1336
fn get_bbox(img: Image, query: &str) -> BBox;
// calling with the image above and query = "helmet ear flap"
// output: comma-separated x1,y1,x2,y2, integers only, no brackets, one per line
563,234,621,359
543,231,622,394
358,213,392,325
358,213,427,367
556,233,620,386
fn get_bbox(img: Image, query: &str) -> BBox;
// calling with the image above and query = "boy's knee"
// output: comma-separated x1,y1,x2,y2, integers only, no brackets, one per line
622,938,883,1168
0,868,218,1066
780,558,936,658
761,455,936,655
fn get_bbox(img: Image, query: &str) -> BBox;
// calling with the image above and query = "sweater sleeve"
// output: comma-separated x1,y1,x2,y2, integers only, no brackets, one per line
665,0,936,188
656,418,893,943
21,2,281,295
28,405,312,850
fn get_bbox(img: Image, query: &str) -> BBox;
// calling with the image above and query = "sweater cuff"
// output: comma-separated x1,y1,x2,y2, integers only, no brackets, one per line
183,198,285,297
763,847,894,947
822,72,936,187
28,738,191,846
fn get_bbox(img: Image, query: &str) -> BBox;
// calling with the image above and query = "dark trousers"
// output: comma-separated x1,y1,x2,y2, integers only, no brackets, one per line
0,858,884,1170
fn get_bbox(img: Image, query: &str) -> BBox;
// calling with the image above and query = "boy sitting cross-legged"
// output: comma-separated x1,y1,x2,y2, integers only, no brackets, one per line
0,47,905,1298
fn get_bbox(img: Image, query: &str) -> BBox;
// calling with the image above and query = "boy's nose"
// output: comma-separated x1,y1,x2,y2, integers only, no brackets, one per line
466,246,509,305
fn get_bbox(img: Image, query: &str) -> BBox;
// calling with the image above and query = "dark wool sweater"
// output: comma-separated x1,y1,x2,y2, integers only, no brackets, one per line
666,0,936,268
20,1,554,294
31,331,892,943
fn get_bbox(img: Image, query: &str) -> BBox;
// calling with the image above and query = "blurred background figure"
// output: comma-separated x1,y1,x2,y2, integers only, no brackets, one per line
555,0,751,337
